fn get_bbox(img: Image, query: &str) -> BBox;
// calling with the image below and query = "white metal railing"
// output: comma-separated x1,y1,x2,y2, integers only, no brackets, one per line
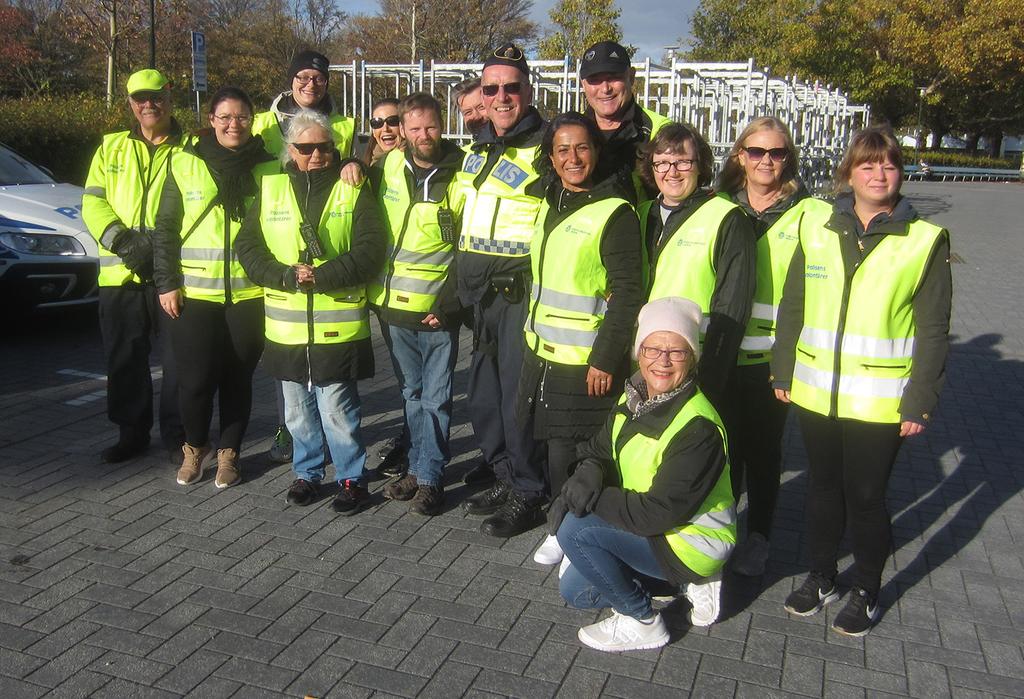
330,57,871,192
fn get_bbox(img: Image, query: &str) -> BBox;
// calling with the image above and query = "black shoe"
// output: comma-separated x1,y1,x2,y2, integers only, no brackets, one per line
463,460,497,487
784,571,839,616
377,439,409,478
831,587,879,637
462,479,510,515
383,473,418,501
480,491,545,538
332,479,371,516
286,479,318,506
100,435,150,463
409,485,445,516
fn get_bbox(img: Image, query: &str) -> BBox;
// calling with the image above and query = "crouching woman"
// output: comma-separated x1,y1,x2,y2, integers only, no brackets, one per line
236,109,386,513
549,297,735,652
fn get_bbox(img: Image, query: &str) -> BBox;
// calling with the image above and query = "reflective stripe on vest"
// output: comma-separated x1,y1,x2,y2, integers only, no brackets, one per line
789,199,946,422
259,174,369,345
738,198,807,365
83,130,182,287
367,149,458,313
251,110,355,160
645,195,739,347
456,145,542,258
611,389,736,577
524,197,627,365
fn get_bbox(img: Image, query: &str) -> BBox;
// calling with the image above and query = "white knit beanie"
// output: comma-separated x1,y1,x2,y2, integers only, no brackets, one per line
633,297,703,363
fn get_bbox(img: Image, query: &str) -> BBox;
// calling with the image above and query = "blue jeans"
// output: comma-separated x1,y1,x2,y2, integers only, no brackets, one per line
281,380,365,484
386,325,458,487
557,513,668,619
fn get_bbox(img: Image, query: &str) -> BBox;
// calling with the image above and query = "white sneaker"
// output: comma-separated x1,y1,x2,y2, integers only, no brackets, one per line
731,533,770,576
533,534,564,565
577,610,670,652
558,556,571,579
685,572,722,627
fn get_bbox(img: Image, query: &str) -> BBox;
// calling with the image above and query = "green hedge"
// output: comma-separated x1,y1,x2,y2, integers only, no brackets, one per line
0,94,196,185
903,148,1021,170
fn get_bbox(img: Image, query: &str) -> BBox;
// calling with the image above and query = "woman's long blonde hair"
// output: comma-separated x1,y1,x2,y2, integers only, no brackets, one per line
717,117,800,198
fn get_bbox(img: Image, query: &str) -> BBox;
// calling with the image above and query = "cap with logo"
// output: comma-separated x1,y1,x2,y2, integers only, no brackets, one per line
126,69,170,96
580,41,632,79
483,43,530,76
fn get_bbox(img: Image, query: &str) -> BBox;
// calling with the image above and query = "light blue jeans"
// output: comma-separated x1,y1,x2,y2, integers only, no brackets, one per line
386,325,458,487
281,380,365,484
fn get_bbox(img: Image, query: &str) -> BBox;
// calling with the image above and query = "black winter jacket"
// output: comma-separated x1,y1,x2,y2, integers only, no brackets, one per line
518,176,646,440
585,100,661,204
235,158,387,384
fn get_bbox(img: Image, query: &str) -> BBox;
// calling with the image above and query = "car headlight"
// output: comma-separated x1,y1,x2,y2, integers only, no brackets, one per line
0,232,86,256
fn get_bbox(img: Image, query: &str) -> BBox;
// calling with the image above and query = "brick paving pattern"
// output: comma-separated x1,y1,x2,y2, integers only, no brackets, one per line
1,182,1022,697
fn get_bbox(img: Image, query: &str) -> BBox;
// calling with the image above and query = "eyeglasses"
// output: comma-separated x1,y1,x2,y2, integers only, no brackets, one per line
129,91,165,104
742,146,789,162
481,81,524,97
212,114,252,126
639,346,692,362
651,159,696,173
369,115,401,129
294,74,327,87
291,141,333,155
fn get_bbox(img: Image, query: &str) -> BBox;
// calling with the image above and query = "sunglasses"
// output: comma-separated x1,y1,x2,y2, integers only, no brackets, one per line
369,115,401,129
130,91,165,104
481,81,524,97
742,146,789,162
291,141,332,155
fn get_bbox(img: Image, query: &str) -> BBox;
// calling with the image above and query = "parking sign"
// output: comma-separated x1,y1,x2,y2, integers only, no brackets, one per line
191,31,207,92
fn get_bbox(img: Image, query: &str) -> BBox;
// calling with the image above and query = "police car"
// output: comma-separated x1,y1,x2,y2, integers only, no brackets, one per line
0,143,98,310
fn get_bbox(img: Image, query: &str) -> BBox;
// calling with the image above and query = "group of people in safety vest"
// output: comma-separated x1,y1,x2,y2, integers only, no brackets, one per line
82,38,951,653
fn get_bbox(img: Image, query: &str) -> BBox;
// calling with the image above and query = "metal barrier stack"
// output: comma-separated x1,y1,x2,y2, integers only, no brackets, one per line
330,56,871,192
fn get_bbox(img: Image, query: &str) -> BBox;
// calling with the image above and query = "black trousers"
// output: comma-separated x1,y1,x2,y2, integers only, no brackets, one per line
467,290,547,500
728,362,789,538
796,407,904,595
98,285,182,448
169,297,265,451
546,437,583,498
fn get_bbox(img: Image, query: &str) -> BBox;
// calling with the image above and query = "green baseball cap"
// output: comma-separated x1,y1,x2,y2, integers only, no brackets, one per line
126,69,170,95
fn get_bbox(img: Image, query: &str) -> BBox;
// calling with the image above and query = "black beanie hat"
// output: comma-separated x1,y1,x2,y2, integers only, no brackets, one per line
483,43,529,77
288,50,330,83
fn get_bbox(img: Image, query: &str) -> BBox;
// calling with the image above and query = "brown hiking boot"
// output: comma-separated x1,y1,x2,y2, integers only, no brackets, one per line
383,473,418,501
176,443,210,485
215,448,241,489
409,485,445,516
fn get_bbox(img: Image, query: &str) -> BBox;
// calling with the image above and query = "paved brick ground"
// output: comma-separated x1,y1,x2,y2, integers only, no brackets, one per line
1,181,1022,698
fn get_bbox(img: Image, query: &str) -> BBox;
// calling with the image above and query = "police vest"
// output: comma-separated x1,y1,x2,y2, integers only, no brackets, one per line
83,130,183,287
644,195,739,344
456,144,542,257
169,149,276,304
251,110,355,160
790,198,947,423
738,198,807,365
259,174,369,346
368,150,459,313
523,197,628,365
611,388,736,577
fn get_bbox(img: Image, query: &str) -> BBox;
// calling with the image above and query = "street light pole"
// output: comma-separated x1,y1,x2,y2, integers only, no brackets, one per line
149,0,156,68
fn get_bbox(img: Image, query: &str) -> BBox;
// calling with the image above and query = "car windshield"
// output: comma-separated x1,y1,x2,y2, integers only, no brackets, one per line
0,146,56,186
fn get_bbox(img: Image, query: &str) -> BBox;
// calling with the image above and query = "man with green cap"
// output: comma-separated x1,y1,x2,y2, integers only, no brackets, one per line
83,68,186,463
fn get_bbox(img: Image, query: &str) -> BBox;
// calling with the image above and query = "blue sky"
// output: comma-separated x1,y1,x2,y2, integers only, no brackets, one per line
343,0,700,63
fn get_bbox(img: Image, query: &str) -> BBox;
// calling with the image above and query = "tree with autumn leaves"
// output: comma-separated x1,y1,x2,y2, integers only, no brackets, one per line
688,0,1024,152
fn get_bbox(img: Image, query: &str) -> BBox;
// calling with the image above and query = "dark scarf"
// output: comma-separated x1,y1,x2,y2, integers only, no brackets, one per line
194,132,273,221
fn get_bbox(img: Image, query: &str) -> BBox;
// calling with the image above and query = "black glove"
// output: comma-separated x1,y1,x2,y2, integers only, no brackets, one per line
561,460,604,517
120,234,154,281
546,496,569,536
281,267,299,291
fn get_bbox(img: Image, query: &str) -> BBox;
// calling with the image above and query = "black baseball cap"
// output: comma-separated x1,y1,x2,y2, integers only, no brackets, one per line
483,43,530,76
580,41,632,79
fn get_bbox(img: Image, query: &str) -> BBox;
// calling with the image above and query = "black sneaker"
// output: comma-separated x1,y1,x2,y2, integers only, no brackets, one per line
377,439,409,478
462,479,510,515
480,491,545,538
831,587,879,637
409,485,445,516
463,460,496,487
100,434,150,463
383,473,418,501
332,479,371,516
784,572,840,616
286,479,318,506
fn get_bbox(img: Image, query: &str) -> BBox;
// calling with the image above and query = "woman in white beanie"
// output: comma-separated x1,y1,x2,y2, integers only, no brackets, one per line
548,296,736,653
